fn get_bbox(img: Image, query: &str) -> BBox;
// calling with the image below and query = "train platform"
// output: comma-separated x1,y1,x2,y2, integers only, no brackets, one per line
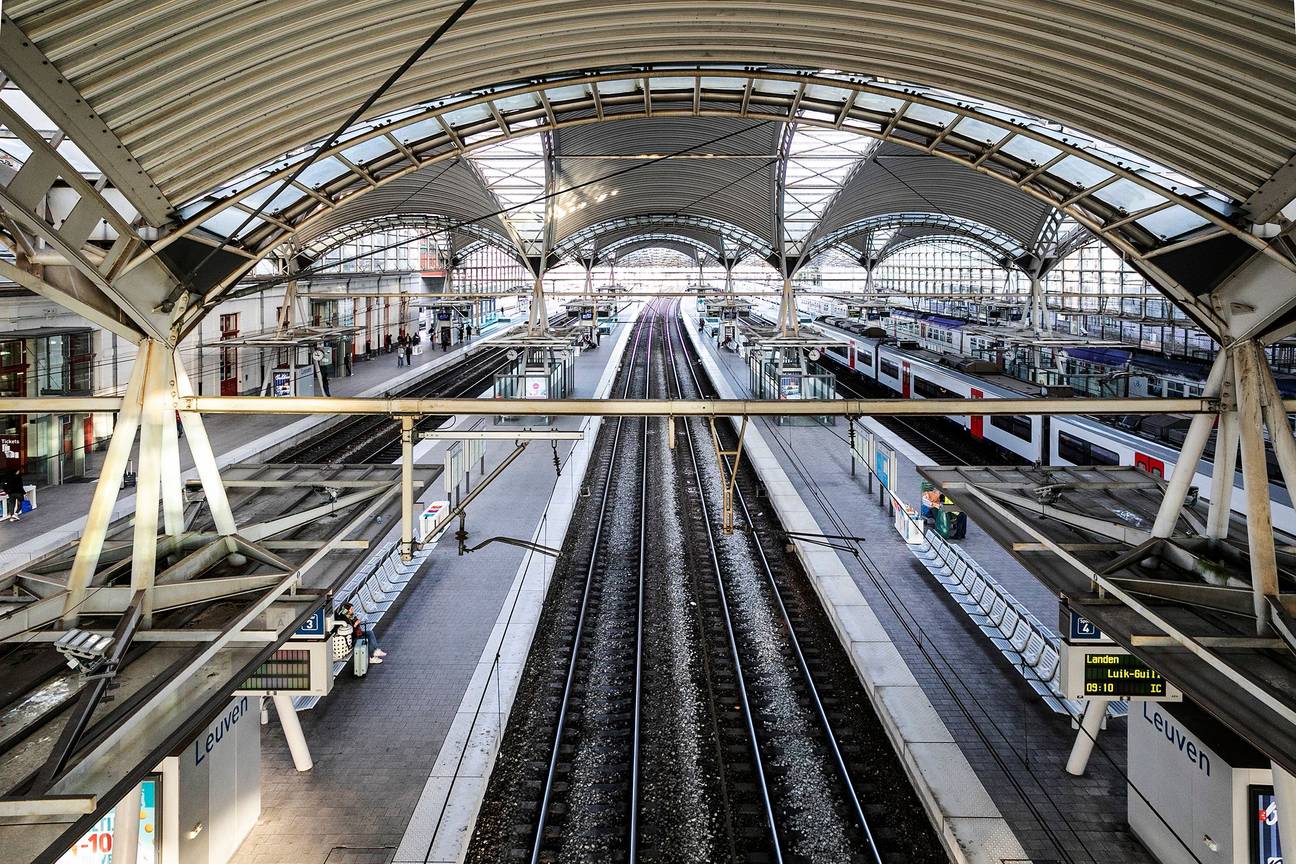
0,322,512,569
685,307,1153,864
227,314,637,864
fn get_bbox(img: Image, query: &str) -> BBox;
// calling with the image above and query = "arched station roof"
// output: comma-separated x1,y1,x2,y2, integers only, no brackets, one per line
0,4,1292,343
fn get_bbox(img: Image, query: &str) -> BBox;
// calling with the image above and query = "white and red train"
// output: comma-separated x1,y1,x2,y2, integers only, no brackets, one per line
811,317,1296,535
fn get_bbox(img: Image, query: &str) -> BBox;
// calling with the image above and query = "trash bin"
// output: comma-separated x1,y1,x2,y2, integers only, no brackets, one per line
934,507,967,540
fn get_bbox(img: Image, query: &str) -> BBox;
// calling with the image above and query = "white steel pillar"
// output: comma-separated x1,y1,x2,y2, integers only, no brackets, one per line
1233,341,1280,634
1207,409,1240,539
132,342,170,625
158,358,185,538
112,783,142,864
272,693,313,772
63,344,149,625
1151,351,1229,537
776,276,799,336
400,416,415,561
174,356,238,536
527,274,549,336
1065,697,1109,776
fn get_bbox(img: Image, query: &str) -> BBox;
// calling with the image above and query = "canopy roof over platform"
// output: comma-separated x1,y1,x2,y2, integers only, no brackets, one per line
920,464,1296,776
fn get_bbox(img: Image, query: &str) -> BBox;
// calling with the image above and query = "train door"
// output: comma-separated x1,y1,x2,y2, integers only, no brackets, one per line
969,387,984,438
1039,416,1051,465
1135,452,1165,478
901,361,911,398
219,313,240,396
848,339,856,370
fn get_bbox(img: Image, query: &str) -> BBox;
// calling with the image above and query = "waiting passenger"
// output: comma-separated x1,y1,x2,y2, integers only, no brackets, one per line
338,602,387,664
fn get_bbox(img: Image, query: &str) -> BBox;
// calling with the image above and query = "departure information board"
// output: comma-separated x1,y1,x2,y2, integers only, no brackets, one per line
1060,644,1182,702
1082,652,1171,698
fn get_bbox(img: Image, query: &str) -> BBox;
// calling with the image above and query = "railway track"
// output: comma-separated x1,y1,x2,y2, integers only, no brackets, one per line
469,301,942,863
272,346,511,465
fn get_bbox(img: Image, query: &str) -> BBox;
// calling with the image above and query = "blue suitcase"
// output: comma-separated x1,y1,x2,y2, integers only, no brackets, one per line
352,636,369,677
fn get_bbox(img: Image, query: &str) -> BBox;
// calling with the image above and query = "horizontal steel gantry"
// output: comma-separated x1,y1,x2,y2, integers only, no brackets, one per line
2,395,1291,417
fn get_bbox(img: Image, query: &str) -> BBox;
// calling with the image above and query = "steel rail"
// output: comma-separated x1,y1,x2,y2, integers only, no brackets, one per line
628,305,654,863
672,306,884,862
529,308,650,864
662,301,784,861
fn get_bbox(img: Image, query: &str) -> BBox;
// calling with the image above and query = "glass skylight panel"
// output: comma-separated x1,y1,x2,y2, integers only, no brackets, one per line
999,135,1061,166
649,77,694,92
1090,177,1166,213
545,85,589,104
201,208,261,238
953,116,1008,145
1136,205,1208,240
596,79,639,95
341,137,396,166
1049,155,1112,189
495,93,540,113
468,136,548,254
904,103,958,128
782,126,880,255
444,103,493,130
700,77,748,91
0,135,32,167
393,118,443,145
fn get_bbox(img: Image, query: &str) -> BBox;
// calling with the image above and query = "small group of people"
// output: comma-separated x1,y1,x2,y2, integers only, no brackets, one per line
394,332,416,367
336,601,388,665
1,469,26,522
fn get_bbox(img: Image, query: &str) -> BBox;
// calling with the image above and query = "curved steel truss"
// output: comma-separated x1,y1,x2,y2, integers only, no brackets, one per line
127,65,1289,338
809,213,1027,265
297,213,520,265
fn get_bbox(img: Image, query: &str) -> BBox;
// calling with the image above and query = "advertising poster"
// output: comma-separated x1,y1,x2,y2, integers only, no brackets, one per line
57,778,158,863
1251,787,1283,864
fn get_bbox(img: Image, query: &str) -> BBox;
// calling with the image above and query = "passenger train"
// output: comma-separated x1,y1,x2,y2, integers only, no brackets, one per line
810,316,1296,535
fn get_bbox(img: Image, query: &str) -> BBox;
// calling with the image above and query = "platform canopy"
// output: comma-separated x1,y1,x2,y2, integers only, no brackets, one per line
0,1,1293,344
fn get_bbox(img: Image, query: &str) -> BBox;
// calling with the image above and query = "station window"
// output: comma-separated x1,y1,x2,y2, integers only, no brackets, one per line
913,376,958,399
879,358,899,379
990,414,1033,441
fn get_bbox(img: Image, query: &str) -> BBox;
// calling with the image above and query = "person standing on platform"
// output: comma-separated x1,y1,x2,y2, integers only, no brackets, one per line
404,341,414,366
440,328,451,352
396,335,407,367
3,469,25,522
343,351,353,376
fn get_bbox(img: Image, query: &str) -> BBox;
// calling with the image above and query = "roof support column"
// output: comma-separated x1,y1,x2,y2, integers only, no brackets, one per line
776,274,800,336
527,272,549,336
1233,341,1281,635
63,341,148,625
62,340,240,627
1151,351,1228,537
131,342,170,625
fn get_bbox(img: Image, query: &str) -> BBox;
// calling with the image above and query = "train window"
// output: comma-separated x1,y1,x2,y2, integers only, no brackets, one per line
1090,441,1120,466
1058,430,1120,466
858,350,872,367
880,358,899,378
1057,431,1087,464
913,376,958,399
990,414,1033,441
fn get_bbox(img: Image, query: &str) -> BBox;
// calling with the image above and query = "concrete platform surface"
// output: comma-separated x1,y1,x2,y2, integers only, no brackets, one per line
229,316,635,864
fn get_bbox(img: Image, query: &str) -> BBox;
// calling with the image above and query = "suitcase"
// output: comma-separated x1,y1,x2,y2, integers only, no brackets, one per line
352,637,369,677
